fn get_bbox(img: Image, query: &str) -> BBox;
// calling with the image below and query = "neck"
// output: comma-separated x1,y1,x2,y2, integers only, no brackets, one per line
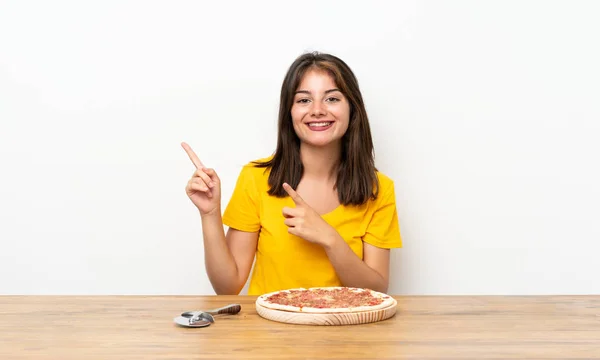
300,142,341,181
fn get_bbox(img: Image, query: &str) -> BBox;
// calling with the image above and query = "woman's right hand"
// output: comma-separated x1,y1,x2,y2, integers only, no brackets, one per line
181,142,221,217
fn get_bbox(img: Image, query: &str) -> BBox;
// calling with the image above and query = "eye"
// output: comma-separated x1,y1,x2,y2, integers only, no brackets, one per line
326,97,340,102
296,98,310,104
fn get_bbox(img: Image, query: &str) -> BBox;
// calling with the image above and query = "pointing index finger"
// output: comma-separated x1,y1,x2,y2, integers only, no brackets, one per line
283,183,304,205
181,142,205,169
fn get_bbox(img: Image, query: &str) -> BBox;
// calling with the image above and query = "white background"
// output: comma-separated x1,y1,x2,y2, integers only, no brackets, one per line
1,1,599,295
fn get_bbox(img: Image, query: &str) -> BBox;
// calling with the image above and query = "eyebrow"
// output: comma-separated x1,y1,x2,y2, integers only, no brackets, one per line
294,88,342,95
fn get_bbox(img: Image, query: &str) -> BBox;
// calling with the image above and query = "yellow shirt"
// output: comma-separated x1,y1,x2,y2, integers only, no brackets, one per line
222,158,402,295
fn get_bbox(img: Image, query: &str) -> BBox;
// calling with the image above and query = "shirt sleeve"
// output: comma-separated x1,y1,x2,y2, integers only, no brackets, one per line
222,165,261,232
362,180,402,249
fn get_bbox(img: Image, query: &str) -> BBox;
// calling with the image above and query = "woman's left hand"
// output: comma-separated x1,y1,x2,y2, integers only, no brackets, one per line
281,183,341,248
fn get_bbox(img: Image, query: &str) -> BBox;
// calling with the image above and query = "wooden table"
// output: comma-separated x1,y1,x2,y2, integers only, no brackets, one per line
1,295,599,359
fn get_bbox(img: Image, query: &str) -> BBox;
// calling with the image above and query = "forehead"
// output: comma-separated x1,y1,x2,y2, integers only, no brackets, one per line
296,68,337,90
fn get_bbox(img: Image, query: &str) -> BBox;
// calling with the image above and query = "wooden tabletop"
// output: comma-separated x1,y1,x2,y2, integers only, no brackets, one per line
1,295,599,359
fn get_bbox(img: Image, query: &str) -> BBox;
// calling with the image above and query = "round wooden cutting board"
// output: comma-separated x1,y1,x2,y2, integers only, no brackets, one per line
255,298,398,325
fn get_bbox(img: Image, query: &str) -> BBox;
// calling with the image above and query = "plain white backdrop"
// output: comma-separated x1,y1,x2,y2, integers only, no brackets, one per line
1,0,599,295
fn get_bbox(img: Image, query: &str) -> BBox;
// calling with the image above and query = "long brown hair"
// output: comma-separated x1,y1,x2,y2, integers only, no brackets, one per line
254,52,379,206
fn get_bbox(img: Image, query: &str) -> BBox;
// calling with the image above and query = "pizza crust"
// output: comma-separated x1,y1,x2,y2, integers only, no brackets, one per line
255,287,395,314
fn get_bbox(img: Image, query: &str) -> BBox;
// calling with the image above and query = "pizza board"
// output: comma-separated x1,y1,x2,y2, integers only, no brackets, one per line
256,297,398,326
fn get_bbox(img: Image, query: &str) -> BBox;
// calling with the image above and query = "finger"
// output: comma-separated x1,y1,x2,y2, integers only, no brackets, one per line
282,183,305,205
194,169,215,188
282,206,301,218
181,142,205,169
284,217,298,228
189,182,213,198
191,178,209,191
287,226,300,236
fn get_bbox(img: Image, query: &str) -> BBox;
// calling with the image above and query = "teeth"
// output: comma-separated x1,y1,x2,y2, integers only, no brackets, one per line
308,122,332,127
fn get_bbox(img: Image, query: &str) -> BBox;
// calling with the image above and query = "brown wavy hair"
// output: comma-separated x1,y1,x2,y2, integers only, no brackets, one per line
253,52,379,206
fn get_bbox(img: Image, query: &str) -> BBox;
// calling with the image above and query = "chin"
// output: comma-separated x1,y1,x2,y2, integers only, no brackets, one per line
302,137,341,148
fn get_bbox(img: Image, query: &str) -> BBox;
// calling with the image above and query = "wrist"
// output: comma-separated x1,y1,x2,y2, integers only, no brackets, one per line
200,207,222,220
322,232,343,251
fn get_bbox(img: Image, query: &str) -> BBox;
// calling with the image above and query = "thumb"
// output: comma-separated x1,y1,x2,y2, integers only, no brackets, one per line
202,168,220,185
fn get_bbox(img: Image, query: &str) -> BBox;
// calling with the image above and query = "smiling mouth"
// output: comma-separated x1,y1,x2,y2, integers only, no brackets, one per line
306,121,334,129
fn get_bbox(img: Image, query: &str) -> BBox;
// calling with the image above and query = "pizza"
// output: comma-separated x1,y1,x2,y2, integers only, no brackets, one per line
255,286,395,313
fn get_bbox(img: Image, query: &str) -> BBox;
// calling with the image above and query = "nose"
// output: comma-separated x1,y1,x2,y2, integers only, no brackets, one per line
311,102,326,117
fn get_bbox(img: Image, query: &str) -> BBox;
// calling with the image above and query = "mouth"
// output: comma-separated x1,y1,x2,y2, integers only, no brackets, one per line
305,121,334,131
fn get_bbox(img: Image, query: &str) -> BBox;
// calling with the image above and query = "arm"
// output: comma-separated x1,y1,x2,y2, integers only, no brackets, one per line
282,184,399,293
280,181,400,294
181,142,258,295
323,236,390,293
201,212,258,295
324,178,401,293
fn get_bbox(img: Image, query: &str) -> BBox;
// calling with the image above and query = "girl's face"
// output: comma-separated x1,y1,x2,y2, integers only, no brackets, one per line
291,69,350,149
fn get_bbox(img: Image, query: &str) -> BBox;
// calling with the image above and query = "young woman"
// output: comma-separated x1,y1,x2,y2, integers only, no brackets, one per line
182,52,402,295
